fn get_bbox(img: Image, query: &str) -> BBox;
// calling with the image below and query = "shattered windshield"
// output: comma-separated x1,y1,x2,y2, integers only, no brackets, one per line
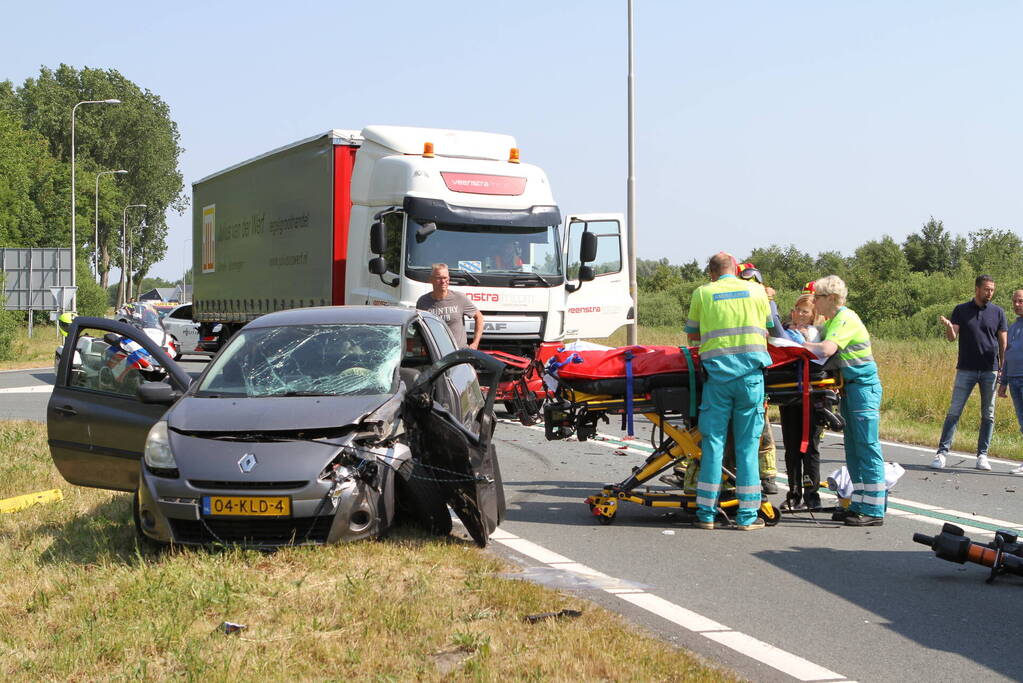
196,324,402,398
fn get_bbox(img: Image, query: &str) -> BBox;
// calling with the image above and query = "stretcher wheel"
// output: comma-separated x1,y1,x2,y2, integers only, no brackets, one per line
758,503,781,527
588,501,617,525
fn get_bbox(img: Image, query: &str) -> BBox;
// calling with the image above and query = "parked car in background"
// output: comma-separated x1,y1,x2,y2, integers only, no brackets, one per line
159,303,207,359
47,306,506,549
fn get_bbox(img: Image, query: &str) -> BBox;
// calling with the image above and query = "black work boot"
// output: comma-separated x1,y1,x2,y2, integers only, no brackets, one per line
843,512,884,527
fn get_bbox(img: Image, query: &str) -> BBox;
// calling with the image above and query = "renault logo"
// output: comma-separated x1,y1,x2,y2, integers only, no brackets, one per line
238,453,258,473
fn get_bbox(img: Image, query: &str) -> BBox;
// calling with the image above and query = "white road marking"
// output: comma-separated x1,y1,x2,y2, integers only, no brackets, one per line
497,418,1023,536
0,385,53,394
494,527,847,681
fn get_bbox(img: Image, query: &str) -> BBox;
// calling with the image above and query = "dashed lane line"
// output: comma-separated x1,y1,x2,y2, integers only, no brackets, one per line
0,385,53,394
491,528,848,681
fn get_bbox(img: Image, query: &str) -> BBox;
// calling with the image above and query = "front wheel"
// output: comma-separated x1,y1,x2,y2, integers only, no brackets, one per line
758,502,781,527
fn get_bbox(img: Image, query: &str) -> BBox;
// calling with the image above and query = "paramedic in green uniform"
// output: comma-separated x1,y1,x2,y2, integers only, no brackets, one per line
802,275,885,526
686,252,773,530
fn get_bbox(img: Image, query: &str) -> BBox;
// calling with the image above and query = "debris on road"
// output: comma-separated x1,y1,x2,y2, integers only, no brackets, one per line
219,621,247,635
0,488,63,514
524,608,582,624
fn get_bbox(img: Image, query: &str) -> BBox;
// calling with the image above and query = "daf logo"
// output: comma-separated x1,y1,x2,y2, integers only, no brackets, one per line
238,453,258,473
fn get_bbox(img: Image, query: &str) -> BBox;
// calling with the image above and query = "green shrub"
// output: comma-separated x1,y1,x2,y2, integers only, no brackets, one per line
74,259,108,317
0,309,19,361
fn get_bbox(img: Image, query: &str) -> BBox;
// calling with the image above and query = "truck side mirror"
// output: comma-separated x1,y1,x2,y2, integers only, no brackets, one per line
415,221,437,244
579,265,595,282
368,257,398,287
370,222,386,255
580,231,598,264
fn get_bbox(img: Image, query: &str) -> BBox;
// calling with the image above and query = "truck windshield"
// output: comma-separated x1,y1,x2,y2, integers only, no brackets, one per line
404,219,563,285
196,323,401,398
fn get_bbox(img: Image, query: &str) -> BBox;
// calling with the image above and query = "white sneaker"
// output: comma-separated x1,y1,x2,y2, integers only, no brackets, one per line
930,454,946,469
976,455,992,471
1011,463,1023,476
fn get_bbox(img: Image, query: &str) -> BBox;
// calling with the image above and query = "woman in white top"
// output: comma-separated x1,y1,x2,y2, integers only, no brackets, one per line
780,292,825,508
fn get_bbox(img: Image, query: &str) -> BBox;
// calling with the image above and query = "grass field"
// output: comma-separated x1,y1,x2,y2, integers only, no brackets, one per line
0,421,731,680
1,324,62,371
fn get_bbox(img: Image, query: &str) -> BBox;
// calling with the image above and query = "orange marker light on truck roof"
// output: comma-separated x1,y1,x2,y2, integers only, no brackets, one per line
508,147,520,163
423,142,434,158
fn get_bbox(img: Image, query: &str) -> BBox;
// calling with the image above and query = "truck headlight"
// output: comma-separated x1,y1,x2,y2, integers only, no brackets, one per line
144,420,178,474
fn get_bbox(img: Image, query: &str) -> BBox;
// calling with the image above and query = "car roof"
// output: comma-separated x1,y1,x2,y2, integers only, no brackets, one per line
244,305,420,329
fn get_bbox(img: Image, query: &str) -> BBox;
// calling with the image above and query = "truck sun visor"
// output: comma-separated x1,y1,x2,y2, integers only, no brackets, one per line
403,196,561,228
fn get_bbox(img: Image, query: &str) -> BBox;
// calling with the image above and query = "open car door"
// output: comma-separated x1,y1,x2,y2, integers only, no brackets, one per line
564,213,633,339
402,349,505,547
47,317,191,491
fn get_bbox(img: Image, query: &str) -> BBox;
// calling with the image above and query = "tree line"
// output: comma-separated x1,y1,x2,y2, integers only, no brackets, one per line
0,64,185,316
636,218,1023,339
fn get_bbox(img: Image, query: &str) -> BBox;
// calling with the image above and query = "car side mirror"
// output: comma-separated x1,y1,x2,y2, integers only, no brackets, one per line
369,221,386,255
138,381,181,406
580,231,598,264
103,332,121,346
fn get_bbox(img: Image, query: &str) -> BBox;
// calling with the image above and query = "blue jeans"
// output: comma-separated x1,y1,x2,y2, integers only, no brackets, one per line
696,371,764,526
1006,377,1023,436
937,369,997,456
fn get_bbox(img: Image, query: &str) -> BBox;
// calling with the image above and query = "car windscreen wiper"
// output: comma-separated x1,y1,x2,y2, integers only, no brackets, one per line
511,272,552,287
263,391,336,397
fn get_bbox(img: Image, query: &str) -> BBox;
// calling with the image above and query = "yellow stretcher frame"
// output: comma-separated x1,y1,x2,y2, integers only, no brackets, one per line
570,372,843,527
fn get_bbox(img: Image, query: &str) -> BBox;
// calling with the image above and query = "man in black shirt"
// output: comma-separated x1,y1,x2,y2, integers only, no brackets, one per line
932,275,1007,471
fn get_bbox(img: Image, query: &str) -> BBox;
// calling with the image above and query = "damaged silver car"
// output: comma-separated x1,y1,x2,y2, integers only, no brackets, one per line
48,306,506,548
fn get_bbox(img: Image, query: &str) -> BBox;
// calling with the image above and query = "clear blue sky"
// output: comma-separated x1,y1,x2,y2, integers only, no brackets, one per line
4,1,1021,281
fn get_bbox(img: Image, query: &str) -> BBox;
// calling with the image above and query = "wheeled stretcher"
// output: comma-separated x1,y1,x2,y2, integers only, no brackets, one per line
536,343,844,527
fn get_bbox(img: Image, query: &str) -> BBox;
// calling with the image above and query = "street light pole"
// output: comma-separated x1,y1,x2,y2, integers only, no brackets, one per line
70,98,120,310
94,169,128,280
119,204,146,308
626,0,639,346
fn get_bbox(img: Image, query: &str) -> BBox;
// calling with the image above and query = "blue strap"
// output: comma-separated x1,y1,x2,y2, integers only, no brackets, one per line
624,350,635,436
680,347,697,418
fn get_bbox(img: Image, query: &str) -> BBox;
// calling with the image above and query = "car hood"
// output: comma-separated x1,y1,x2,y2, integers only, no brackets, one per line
165,394,392,432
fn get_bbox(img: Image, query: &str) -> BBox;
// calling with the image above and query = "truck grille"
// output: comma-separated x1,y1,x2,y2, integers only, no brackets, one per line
169,515,333,545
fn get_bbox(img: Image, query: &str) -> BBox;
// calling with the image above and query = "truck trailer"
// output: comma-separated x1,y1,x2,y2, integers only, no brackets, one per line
191,125,632,378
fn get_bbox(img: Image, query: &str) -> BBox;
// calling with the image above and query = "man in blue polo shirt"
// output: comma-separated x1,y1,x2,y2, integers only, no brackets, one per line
932,275,1007,471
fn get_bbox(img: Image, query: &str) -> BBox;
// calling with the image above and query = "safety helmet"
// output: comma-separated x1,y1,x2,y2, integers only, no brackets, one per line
738,262,763,285
58,311,75,338
801,281,816,295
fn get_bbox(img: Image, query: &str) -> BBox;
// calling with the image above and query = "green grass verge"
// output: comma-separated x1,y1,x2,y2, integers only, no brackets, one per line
0,421,732,680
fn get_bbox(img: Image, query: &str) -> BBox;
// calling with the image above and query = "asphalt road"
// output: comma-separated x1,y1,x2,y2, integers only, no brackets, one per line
489,412,1023,682
5,362,1022,681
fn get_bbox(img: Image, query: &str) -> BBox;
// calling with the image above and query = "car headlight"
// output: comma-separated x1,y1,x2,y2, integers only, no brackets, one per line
144,420,178,473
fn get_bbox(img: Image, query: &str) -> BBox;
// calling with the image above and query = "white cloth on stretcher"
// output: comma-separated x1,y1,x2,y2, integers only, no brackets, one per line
542,340,614,392
826,462,905,500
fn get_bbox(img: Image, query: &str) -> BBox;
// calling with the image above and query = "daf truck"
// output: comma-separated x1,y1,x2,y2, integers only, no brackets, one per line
191,125,632,367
